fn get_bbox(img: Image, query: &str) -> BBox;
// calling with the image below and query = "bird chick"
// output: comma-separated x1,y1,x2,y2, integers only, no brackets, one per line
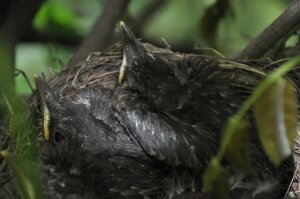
117,22,267,125
34,76,143,158
115,22,263,168
118,22,188,111
114,23,295,183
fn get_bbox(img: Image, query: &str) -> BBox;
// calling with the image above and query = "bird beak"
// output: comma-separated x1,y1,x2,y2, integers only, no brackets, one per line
120,21,138,47
119,21,140,84
119,47,127,84
34,75,50,141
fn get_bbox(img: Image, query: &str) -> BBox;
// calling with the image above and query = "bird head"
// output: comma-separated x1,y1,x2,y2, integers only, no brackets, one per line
34,75,66,142
118,21,150,84
34,76,114,152
118,22,188,109
119,22,180,83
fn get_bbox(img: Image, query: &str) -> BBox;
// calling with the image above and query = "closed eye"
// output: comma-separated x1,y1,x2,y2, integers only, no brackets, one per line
53,131,65,144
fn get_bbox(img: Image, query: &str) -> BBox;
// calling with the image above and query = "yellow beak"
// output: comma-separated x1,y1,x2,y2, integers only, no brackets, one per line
33,75,50,141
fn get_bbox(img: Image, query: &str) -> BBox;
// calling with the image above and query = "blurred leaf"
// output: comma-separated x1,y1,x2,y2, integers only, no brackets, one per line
223,118,250,170
199,0,233,44
203,158,230,199
0,40,42,199
33,3,48,30
217,56,300,161
35,2,75,29
144,0,209,44
202,57,300,199
0,151,41,199
16,43,73,95
254,78,297,166
0,41,14,95
34,0,80,38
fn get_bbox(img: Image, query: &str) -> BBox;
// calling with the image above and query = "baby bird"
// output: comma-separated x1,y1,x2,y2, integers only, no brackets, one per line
114,22,270,168
113,22,295,197
34,76,144,158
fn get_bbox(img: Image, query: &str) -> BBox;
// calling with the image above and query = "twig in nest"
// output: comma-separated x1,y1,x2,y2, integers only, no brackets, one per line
284,161,300,199
193,47,225,58
0,176,15,188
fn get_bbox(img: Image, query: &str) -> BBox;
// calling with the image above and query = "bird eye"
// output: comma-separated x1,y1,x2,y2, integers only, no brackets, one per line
53,131,65,143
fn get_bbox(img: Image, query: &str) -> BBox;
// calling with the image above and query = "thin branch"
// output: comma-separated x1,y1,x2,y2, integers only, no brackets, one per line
69,0,131,66
132,0,167,36
15,69,34,92
236,0,300,59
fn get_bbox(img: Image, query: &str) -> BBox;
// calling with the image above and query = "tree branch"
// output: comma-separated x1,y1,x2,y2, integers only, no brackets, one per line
0,0,42,90
69,0,131,66
275,43,300,59
131,0,167,36
236,0,300,59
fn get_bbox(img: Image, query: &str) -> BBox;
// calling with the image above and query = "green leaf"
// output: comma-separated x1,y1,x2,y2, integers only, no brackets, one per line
202,57,300,199
203,158,230,199
254,78,297,166
0,151,42,199
33,0,79,38
217,56,300,160
223,118,250,170
0,41,42,199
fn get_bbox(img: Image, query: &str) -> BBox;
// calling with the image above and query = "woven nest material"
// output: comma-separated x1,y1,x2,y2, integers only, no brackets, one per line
29,41,178,128
35,42,176,98
43,42,122,96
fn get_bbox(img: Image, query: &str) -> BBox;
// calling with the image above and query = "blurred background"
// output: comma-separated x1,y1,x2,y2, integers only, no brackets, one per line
1,0,294,95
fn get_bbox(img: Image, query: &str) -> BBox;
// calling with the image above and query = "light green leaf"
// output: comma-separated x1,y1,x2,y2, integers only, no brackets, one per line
217,56,300,162
203,158,230,199
223,118,250,170
0,151,41,199
254,78,297,166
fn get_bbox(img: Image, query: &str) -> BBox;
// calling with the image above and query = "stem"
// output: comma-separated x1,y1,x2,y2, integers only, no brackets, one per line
236,0,300,59
69,0,131,66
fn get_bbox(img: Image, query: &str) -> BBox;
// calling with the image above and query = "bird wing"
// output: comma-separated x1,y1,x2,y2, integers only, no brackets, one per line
115,107,219,168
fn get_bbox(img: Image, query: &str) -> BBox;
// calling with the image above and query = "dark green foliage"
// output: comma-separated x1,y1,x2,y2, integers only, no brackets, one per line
199,0,233,45
0,41,42,199
204,56,300,198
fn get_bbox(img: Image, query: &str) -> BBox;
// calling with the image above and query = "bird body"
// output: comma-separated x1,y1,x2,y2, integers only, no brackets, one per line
34,77,145,158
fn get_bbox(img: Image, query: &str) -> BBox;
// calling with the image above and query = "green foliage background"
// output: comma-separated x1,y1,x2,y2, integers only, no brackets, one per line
16,0,290,95
3,1,298,198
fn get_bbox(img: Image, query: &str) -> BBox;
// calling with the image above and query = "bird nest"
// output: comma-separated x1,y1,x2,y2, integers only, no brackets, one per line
2,39,300,198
